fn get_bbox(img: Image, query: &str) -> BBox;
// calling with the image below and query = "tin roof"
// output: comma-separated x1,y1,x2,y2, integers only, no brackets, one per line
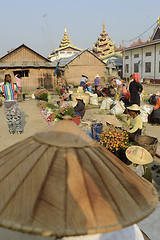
0,62,55,68
123,39,160,51
52,49,107,68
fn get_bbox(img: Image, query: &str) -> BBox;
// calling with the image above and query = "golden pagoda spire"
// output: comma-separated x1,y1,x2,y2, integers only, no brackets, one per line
158,16,160,25
59,26,73,48
92,22,115,59
103,22,106,32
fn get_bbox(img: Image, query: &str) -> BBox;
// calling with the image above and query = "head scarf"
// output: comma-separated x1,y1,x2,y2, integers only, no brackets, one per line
154,97,160,110
131,73,140,82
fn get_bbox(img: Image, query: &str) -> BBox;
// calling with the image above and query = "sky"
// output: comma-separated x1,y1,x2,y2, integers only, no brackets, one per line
0,0,160,58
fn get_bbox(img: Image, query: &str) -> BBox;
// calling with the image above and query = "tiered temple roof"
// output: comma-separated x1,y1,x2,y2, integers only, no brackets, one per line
59,26,73,48
92,23,115,58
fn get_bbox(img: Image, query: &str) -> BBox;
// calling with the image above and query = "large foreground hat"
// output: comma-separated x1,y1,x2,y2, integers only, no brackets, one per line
127,104,141,111
0,120,158,238
126,146,153,165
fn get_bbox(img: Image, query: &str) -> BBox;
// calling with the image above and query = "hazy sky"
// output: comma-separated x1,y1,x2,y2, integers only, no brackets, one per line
0,0,160,58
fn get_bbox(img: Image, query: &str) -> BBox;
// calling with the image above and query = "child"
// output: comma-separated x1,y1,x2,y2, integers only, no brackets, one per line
15,74,23,102
0,74,23,134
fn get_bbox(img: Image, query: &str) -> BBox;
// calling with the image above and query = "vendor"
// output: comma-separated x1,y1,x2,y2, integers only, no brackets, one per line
125,104,142,141
114,76,123,100
84,82,92,92
74,96,85,118
126,146,153,182
80,75,88,90
60,84,66,96
101,82,109,97
129,73,143,106
148,96,160,124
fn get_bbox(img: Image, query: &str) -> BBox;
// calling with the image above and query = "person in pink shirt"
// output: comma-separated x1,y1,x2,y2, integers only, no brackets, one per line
15,74,23,101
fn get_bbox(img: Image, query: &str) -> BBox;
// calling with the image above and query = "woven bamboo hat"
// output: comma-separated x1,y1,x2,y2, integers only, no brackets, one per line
127,104,141,111
76,95,83,100
126,146,153,165
0,120,158,238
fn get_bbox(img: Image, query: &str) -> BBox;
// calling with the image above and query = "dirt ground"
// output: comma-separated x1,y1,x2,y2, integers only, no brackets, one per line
0,83,160,239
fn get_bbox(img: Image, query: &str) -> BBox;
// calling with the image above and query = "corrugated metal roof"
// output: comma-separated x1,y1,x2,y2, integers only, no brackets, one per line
107,57,123,67
52,51,82,68
0,62,55,68
52,50,107,68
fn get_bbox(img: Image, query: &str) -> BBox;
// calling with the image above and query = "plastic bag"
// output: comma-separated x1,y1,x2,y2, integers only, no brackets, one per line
140,110,148,122
142,105,153,114
109,101,125,115
89,94,98,105
100,97,113,110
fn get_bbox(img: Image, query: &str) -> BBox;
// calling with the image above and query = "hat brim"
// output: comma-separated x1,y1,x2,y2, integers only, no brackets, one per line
127,105,141,111
126,146,153,164
76,97,83,100
82,75,88,78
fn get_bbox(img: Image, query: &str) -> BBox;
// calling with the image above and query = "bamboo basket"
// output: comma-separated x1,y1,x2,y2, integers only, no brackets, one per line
0,120,158,238
134,135,158,157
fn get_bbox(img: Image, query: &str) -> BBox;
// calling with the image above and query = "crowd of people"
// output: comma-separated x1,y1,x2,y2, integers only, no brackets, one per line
0,72,159,240
1,72,160,140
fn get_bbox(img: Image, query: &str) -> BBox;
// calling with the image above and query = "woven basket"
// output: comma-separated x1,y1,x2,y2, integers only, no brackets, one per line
134,135,158,157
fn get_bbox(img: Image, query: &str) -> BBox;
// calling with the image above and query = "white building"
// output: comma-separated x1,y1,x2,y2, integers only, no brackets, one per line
123,18,160,83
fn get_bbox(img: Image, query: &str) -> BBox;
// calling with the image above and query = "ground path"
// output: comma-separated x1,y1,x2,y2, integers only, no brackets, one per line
0,99,48,152
0,97,160,239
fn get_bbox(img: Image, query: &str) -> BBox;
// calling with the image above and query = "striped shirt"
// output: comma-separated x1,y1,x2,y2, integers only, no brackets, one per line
0,83,18,101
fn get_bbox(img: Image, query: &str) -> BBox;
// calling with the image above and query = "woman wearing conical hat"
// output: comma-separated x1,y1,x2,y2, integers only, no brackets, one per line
126,146,153,183
125,104,143,141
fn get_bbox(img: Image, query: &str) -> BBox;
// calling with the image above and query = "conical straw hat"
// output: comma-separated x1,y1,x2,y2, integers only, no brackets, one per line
126,146,153,165
0,120,158,238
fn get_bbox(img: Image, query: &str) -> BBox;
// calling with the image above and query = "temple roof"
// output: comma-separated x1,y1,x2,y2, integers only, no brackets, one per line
92,23,115,59
49,27,82,56
51,49,106,68
150,17,160,41
59,26,73,48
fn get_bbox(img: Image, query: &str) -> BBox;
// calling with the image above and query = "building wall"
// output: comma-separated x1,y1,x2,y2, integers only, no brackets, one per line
49,51,80,61
123,43,160,80
49,47,81,61
63,51,106,85
0,68,54,91
0,45,54,91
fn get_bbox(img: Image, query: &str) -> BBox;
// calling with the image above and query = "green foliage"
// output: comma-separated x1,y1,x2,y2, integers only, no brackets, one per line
55,86,61,95
98,110,107,115
23,91,30,95
34,89,48,101
55,106,76,119
38,93,48,101
116,115,124,121
98,96,103,103
46,102,57,109
143,98,149,102
85,105,99,110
